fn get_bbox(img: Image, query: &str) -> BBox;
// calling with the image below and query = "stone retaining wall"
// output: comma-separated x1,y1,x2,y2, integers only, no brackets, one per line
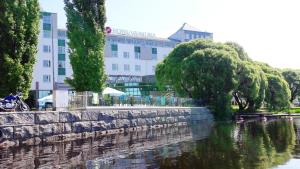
0,107,213,148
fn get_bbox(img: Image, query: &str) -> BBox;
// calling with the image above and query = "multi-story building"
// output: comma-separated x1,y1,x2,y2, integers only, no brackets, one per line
31,11,213,102
104,28,176,95
169,23,213,42
31,12,72,102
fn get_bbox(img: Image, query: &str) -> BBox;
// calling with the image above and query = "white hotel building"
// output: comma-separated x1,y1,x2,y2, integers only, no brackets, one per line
31,11,213,102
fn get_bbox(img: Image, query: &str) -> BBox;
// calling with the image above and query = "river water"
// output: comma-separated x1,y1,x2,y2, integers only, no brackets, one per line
1,118,300,169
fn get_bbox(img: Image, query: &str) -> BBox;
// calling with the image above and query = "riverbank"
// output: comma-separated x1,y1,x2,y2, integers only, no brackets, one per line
0,107,213,148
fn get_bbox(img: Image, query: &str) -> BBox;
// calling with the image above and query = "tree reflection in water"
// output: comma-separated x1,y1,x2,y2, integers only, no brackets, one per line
159,120,296,169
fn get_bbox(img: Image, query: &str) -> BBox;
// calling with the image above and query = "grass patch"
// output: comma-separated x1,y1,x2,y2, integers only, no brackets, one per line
287,107,300,113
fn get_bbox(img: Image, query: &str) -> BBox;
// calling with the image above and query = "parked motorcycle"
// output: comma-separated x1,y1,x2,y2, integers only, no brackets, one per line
0,93,30,112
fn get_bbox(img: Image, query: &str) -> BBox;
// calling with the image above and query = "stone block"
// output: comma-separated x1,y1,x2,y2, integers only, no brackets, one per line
137,118,146,126
116,119,130,128
170,109,180,116
145,118,153,126
0,127,14,139
130,119,138,127
128,110,141,119
14,125,39,139
59,111,81,122
35,112,59,124
141,110,157,118
117,110,130,119
166,117,176,124
81,111,101,121
99,112,115,122
178,116,187,122
183,109,192,116
64,123,72,133
39,123,64,136
157,110,166,117
0,113,34,125
72,122,91,133
91,121,109,131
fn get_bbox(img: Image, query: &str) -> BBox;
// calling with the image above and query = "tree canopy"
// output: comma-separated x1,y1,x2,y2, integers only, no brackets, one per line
64,0,107,92
281,69,300,102
156,40,239,119
0,0,40,98
156,40,293,118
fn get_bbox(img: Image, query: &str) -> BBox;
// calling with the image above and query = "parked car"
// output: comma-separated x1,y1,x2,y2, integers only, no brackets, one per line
38,95,53,110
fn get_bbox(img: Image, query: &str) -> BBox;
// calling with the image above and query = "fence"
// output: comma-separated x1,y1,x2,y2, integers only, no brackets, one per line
68,92,196,109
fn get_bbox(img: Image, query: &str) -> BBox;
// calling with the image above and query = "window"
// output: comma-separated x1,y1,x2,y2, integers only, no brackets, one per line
43,75,51,83
152,48,157,60
43,23,51,31
58,68,66,75
111,44,118,57
43,60,51,67
124,64,130,71
123,52,129,58
152,66,156,73
42,13,51,23
134,46,141,59
58,30,66,38
112,64,118,71
111,44,118,51
43,30,51,38
135,65,141,72
58,54,65,61
58,46,65,54
152,48,157,54
58,39,65,46
43,45,51,53
185,34,189,40
189,34,192,39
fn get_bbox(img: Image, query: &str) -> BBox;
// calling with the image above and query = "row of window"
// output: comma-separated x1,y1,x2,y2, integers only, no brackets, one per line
111,64,155,72
112,64,141,72
185,33,211,40
42,45,65,54
111,44,157,60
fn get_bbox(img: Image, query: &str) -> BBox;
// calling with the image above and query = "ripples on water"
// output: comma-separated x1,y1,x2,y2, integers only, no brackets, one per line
1,119,300,169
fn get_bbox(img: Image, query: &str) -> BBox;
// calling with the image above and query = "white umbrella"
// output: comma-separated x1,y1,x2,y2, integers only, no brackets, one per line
102,87,126,96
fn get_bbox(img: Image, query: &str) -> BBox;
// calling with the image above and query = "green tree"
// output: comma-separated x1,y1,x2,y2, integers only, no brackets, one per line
232,61,266,112
225,42,251,61
156,40,239,119
64,0,107,91
282,69,300,102
0,0,40,98
264,73,291,111
225,43,267,112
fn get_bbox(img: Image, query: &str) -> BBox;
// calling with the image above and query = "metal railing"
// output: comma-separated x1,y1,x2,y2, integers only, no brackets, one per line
68,91,196,109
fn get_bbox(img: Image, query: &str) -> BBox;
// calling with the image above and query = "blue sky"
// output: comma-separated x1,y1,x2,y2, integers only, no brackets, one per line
39,0,300,69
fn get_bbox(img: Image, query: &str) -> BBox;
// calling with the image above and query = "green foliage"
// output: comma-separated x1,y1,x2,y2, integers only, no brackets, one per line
0,0,40,99
233,61,265,112
264,73,291,111
156,39,238,120
225,42,251,61
281,69,300,102
156,39,292,116
64,0,107,92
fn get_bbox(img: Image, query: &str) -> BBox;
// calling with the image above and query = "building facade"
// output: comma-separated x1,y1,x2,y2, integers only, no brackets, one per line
31,11,213,100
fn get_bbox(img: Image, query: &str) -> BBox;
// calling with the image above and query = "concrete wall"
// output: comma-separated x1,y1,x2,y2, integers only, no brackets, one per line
0,107,213,148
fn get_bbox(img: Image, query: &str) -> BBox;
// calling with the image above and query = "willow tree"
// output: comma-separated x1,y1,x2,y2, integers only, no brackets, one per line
156,40,239,119
282,69,300,102
64,0,107,91
0,0,40,98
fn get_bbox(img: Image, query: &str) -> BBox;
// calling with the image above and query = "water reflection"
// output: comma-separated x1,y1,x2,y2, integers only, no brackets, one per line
0,119,299,169
158,120,296,169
